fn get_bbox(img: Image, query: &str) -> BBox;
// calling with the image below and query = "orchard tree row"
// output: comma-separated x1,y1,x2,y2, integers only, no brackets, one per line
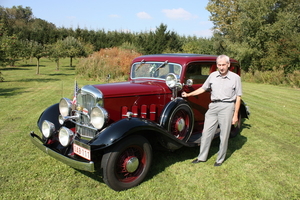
0,6,215,73
1,1,300,75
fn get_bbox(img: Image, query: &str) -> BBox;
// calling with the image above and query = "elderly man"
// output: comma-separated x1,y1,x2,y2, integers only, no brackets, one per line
182,54,242,166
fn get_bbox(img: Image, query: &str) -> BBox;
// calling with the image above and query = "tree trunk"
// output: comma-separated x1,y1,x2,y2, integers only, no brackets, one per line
56,59,60,71
36,58,40,74
70,57,73,67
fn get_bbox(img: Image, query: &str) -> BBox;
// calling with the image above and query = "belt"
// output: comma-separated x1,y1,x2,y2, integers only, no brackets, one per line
212,100,236,103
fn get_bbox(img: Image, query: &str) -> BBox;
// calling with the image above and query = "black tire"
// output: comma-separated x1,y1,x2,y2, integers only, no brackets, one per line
230,112,242,138
167,104,194,142
101,135,152,191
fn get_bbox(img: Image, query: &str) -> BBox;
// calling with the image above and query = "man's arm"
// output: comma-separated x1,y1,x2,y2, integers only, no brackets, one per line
232,96,241,125
182,87,206,97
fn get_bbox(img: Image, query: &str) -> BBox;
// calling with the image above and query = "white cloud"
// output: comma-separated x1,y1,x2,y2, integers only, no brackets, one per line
162,8,198,20
136,12,152,19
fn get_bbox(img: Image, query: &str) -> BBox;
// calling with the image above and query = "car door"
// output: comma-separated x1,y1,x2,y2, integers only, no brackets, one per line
183,62,213,132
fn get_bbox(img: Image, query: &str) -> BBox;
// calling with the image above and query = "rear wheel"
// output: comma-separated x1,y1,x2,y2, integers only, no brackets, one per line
101,135,152,191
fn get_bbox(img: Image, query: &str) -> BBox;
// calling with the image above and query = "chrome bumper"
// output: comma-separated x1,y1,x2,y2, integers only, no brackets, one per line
29,132,95,172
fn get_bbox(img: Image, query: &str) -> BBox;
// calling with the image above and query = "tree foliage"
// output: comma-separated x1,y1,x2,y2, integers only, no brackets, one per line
30,41,47,74
47,39,64,70
207,0,300,72
62,36,88,67
136,24,183,54
182,36,216,54
0,5,214,74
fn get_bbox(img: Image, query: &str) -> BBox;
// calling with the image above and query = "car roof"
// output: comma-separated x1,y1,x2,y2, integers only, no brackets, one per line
131,54,239,65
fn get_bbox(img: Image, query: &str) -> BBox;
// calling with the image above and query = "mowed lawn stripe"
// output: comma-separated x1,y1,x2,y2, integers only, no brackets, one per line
0,59,299,199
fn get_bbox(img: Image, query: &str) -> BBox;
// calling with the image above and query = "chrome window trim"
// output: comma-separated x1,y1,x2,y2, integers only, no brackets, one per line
130,61,182,80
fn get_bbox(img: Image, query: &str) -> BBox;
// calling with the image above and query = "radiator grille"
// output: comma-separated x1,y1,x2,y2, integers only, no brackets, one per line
75,85,104,138
77,93,96,113
76,124,97,139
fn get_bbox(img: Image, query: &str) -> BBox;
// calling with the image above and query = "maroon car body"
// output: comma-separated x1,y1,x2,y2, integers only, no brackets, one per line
30,54,249,191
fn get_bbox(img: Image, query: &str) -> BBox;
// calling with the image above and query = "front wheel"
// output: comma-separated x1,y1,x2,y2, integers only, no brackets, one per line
167,104,194,142
101,135,152,191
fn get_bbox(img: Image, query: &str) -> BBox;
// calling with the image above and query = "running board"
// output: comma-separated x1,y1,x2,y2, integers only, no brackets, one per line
187,128,221,145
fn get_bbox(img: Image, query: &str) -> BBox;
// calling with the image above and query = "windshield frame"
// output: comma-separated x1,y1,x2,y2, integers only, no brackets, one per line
130,61,182,80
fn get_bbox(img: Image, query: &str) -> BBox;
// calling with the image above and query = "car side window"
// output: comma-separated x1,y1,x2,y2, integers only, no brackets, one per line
230,63,240,74
185,63,211,84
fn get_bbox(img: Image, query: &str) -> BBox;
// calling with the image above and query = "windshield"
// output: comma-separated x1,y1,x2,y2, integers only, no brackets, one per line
131,61,182,79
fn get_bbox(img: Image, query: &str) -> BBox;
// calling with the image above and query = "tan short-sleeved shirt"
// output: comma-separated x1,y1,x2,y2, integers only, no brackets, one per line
201,71,242,102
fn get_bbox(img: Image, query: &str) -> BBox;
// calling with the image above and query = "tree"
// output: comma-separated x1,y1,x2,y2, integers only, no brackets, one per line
61,36,94,67
182,36,215,54
30,41,47,74
136,23,182,54
0,34,21,66
207,0,300,72
206,0,240,37
47,39,64,70
0,6,33,36
29,18,57,44
62,36,85,67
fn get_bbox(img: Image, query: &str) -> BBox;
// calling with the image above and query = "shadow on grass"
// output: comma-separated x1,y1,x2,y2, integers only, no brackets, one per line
1,64,47,71
74,121,251,190
0,87,24,97
145,121,251,182
20,64,46,67
0,67,31,71
65,66,76,70
54,66,76,71
75,165,105,185
15,78,61,82
48,73,74,76
214,121,251,161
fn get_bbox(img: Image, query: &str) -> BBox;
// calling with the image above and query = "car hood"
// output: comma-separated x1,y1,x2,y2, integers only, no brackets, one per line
92,80,170,98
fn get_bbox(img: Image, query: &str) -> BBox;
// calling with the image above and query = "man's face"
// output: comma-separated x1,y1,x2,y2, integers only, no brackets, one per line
217,58,230,76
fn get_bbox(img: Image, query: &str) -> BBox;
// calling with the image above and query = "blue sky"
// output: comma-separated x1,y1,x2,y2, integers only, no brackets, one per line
1,0,214,37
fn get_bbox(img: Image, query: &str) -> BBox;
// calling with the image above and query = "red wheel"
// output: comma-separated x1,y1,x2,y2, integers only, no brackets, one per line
101,135,152,191
167,104,194,141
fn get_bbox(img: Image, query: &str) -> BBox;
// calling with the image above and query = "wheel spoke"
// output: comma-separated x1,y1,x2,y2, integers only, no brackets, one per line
171,109,191,140
116,146,145,182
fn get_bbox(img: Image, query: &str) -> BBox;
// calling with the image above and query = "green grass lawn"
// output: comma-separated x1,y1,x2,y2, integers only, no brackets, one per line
0,58,299,200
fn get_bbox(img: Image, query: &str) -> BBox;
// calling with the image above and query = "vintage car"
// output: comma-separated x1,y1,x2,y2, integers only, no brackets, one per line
30,54,249,191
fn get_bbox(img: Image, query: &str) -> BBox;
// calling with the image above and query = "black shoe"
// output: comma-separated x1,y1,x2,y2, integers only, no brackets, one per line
214,162,222,166
192,159,205,164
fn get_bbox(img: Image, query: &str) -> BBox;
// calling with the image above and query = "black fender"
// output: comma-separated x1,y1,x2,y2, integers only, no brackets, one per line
159,97,194,142
89,117,193,151
37,103,61,132
240,100,250,119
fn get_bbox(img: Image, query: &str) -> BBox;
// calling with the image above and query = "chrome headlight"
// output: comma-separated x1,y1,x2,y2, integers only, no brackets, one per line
166,73,179,89
59,98,72,117
58,115,64,125
41,120,55,138
58,127,74,147
90,106,108,129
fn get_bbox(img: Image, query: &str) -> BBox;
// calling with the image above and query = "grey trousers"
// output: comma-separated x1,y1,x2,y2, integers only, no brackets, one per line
197,102,235,163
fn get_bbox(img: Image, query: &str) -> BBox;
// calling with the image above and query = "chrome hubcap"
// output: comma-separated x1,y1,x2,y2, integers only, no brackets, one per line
176,118,185,132
125,157,139,173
